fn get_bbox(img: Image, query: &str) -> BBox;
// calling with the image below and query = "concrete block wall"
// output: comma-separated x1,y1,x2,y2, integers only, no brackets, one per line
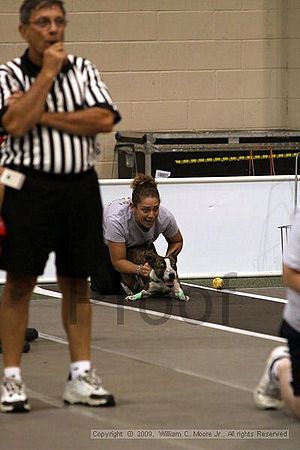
0,0,298,178
287,0,300,129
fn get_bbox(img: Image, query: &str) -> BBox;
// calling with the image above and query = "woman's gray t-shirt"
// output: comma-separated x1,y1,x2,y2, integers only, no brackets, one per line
103,198,178,248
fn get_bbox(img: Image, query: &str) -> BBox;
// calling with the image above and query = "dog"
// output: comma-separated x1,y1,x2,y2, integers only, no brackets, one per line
121,245,189,302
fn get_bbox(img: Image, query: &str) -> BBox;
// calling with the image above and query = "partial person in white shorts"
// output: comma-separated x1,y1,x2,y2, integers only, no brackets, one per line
254,210,300,419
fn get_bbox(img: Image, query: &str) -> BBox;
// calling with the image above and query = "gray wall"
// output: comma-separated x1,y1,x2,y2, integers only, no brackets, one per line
0,0,299,178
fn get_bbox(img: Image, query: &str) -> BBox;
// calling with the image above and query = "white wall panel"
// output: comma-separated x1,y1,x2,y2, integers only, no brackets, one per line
0,176,294,283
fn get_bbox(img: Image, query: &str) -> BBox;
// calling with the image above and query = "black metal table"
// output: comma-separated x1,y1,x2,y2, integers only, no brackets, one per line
114,129,300,178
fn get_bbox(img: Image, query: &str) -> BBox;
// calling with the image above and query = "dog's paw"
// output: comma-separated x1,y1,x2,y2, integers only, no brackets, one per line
125,292,142,302
175,291,190,302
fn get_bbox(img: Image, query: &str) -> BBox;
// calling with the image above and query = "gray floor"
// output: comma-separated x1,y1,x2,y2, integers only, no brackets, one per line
1,284,299,450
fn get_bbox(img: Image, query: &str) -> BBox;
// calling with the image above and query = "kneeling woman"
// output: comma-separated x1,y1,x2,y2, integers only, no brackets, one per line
90,174,184,294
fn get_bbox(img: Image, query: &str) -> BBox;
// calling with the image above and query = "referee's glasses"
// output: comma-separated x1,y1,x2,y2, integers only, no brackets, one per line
26,17,67,29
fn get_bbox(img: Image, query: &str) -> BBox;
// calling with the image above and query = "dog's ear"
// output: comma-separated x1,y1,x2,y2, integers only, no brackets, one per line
168,252,178,263
144,250,157,266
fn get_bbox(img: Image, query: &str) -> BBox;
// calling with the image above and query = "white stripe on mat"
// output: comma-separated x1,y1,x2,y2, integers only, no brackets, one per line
182,282,287,304
33,286,286,343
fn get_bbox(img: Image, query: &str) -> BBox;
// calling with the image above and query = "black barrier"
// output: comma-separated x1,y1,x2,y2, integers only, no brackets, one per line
115,130,300,178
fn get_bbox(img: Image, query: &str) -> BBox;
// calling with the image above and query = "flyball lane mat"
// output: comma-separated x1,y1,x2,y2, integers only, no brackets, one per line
39,284,284,337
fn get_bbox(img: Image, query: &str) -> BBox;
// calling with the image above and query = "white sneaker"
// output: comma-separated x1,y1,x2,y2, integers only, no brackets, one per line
63,369,115,407
254,346,290,410
0,377,30,413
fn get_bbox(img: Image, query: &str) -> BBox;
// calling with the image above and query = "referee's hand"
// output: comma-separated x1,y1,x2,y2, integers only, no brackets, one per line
7,91,24,106
43,42,67,77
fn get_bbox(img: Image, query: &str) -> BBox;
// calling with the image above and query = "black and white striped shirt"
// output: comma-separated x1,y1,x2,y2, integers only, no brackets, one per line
0,50,121,174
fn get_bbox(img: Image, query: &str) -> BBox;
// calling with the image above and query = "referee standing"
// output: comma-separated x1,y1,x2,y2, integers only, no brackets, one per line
0,0,121,413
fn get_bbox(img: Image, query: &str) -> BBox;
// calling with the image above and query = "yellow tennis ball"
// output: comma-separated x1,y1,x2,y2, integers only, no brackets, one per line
212,277,224,289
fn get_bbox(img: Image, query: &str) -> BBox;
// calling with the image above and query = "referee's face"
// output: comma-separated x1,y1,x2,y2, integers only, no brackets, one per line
19,5,66,65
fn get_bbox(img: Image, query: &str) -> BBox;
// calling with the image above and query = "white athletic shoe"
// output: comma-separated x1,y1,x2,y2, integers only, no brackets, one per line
254,346,290,410
63,369,115,407
0,377,30,413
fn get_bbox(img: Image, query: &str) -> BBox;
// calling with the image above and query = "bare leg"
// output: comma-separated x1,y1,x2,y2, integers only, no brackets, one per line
277,358,300,419
58,276,91,362
0,273,36,368
59,276,116,407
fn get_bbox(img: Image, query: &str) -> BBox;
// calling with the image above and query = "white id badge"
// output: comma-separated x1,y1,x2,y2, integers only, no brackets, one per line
0,168,26,190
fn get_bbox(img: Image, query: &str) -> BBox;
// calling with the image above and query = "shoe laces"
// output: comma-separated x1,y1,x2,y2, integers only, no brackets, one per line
3,378,24,396
79,369,102,388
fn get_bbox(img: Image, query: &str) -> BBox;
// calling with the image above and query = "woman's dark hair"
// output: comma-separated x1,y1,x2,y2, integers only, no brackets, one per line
131,173,160,207
20,0,65,24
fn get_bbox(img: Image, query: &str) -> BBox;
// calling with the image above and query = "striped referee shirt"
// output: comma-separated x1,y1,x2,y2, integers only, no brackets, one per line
0,49,121,174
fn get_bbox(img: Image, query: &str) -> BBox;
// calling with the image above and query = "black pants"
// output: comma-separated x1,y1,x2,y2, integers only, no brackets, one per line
280,319,300,396
90,243,122,294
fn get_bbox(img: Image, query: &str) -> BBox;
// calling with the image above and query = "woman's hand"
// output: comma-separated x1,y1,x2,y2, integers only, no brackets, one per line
108,241,153,277
138,262,151,277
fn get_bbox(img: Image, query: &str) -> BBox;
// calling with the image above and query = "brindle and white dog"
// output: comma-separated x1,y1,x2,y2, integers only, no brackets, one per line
121,245,190,302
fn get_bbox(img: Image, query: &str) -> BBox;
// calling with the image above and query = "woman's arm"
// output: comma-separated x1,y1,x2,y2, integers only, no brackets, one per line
108,241,151,277
165,229,183,257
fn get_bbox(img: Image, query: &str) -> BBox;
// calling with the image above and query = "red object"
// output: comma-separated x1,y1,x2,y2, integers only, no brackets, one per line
0,216,7,240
